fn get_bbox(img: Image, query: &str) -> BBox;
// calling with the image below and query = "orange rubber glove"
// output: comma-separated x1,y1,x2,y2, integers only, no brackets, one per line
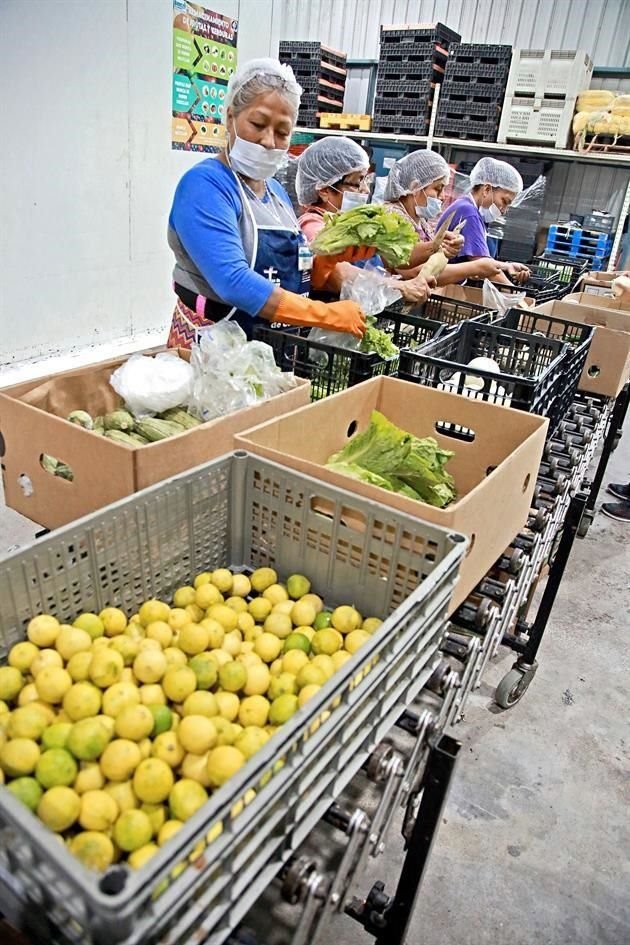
311,245,377,292
275,290,366,338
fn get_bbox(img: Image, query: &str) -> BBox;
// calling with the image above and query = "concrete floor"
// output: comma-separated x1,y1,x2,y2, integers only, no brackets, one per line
0,419,628,945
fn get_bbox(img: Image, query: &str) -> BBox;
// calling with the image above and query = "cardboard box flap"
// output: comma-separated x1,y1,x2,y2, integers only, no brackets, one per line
563,293,630,314
20,365,123,418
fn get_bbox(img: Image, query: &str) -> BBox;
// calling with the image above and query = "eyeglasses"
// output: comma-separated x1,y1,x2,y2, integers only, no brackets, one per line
338,176,369,192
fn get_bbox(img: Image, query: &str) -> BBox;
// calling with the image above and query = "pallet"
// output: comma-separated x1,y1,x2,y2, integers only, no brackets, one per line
319,113,372,131
573,132,630,154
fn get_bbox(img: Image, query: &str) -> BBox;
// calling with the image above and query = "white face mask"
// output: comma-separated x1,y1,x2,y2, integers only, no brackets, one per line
416,195,443,220
228,132,288,180
482,202,503,223
340,190,369,212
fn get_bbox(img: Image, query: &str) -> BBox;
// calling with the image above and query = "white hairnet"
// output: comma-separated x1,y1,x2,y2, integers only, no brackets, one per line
296,136,369,206
225,58,302,118
470,157,523,195
383,150,450,201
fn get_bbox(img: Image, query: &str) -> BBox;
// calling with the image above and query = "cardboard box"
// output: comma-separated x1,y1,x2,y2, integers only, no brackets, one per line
578,271,618,296
534,299,630,398
0,352,310,529
563,292,630,313
434,284,534,309
235,377,548,611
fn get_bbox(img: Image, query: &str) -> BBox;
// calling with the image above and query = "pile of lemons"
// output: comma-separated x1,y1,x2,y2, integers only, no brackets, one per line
0,568,380,875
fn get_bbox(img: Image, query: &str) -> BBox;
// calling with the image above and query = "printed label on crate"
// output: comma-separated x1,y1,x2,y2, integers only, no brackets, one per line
172,0,237,153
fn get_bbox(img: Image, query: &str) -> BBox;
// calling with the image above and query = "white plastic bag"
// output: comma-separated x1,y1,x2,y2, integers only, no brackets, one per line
110,353,194,417
482,278,527,315
188,320,297,422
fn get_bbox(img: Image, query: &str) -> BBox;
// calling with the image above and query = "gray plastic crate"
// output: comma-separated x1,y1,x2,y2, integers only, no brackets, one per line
0,452,465,945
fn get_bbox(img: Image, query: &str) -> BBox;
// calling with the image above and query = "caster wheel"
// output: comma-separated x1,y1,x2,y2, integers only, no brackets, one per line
577,510,593,538
612,432,621,452
495,663,537,708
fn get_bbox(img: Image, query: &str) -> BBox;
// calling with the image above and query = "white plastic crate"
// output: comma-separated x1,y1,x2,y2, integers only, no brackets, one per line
503,48,593,100
497,95,575,148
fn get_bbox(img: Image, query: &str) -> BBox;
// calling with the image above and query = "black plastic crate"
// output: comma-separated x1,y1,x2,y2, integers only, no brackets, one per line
439,83,507,104
379,41,446,63
447,42,512,63
376,77,439,94
299,76,345,102
500,308,594,428
376,59,441,81
375,85,434,103
442,63,511,80
279,41,347,70
380,23,461,48
397,320,571,435
437,100,502,119
300,93,344,112
372,116,430,134
532,255,590,294
498,238,536,264
373,97,431,118
467,268,562,304
435,117,499,140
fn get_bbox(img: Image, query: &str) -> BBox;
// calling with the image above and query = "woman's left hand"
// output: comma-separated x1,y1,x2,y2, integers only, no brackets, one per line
441,231,465,259
504,261,531,284
395,273,435,303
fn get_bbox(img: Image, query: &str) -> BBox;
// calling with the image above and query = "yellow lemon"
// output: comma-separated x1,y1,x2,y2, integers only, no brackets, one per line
145,621,173,649
225,596,248,614
187,655,218,692
167,608,190,632
104,779,138,812
138,600,170,627
177,622,209,656
268,694,299,726
269,658,283,676
8,641,40,673
141,802,166,835
38,785,81,832
163,647,187,669
67,651,94,682
7,776,43,811
210,716,238,746
253,633,282,663
311,628,343,656
54,626,91,662
140,684,166,706
185,604,205,623
296,664,326,690
200,618,225,649
248,597,272,622
0,738,40,776
133,649,167,684
35,666,72,704
234,727,268,760
102,682,141,717
42,721,73,750
69,831,115,871
262,584,289,606
238,696,270,728
100,739,142,781
73,613,105,640
237,613,255,634
128,842,159,869
158,819,183,846
63,682,102,721
310,654,335,681
133,758,174,804
300,593,323,614
31,649,63,677
298,684,321,708
113,809,153,851
66,718,111,761
35,748,77,789
206,745,245,788
218,661,247,693
99,607,128,637
211,568,233,593
162,666,196,703
182,691,218,717
345,629,371,654
89,649,124,689
152,731,185,768
281,650,309,676
27,615,60,647
296,626,315,642
138,638,162,652
193,571,212,588
250,567,277,593
222,630,243,657
138,737,152,760
181,752,211,787
0,667,24,704
214,691,240,722
74,763,105,794
331,606,361,634
361,617,382,634
194,583,223,609
7,704,49,740
231,574,251,598
290,601,316,627
172,586,196,608
208,648,232,668
178,716,217,754
207,604,238,632
242,664,270,697
16,683,38,707
79,789,119,830
286,574,311,600
263,613,293,640
267,672,298,700
169,778,208,821
115,705,154,741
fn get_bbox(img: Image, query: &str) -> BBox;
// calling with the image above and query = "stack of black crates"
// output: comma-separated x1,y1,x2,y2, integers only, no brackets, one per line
278,41,347,127
435,43,512,141
373,23,461,135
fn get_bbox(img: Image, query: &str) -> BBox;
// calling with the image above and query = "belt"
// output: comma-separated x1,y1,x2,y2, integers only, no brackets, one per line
174,283,232,321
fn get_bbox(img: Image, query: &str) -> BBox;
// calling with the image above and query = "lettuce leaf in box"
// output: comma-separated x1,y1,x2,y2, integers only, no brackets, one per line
392,436,456,508
327,462,422,501
327,410,412,475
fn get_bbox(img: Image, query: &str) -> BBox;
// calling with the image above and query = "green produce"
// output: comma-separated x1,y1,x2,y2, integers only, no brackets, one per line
55,463,74,482
159,407,202,429
66,411,94,430
103,430,148,448
311,205,417,269
93,417,105,435
134,418,186,442
103,410,135,432
360,317,399,359
327,410,456,508
41,454,59,475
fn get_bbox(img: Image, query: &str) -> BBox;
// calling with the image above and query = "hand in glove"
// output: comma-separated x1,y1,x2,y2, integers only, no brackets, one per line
311,245,377,291
275,291,367,338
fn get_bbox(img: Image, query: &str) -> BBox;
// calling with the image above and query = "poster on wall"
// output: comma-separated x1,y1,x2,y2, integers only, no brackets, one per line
172,0,238,153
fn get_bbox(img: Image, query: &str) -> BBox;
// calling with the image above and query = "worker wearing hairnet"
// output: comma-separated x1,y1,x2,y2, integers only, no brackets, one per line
434,157,531,284
383,150,503,285
167,59,365,347
296,136,433,302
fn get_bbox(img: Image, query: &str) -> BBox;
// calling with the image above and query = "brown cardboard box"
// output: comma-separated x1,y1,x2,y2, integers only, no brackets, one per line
235,377,548,611
578,271,619,296
563,292,630,313
434,284,534,309
533,299,630,398
0,352,310,529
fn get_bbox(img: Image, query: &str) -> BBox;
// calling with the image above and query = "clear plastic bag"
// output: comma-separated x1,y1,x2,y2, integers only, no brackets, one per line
482,278,527,314
109,353,194,417
188,320,297,421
